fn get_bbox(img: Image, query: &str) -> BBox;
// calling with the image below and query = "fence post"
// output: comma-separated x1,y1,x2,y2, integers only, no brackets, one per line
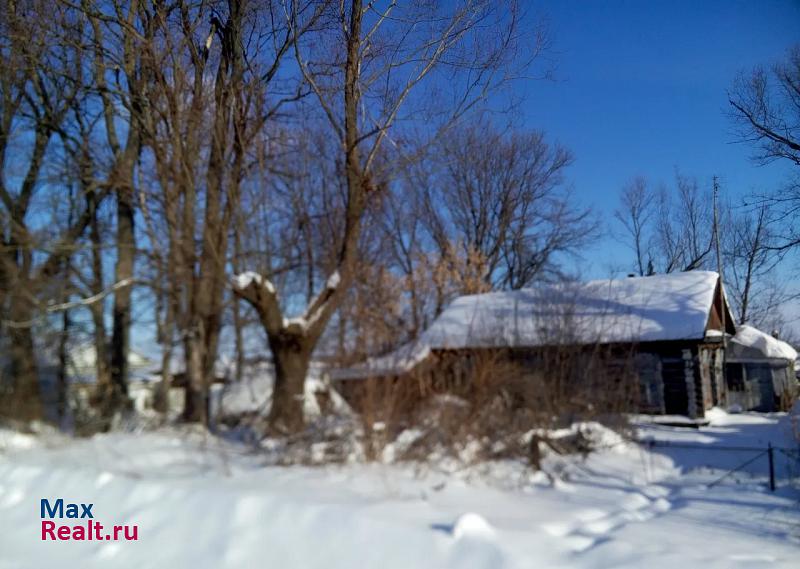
767,443,775,492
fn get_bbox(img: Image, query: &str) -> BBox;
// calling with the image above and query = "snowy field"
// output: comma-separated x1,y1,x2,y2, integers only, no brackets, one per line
0,410,798,569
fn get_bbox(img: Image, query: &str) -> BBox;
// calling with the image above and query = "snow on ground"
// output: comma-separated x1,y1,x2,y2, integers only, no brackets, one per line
0,409,798,569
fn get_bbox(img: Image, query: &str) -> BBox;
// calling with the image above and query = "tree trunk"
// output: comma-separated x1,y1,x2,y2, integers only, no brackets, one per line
180,2,242,425
153,296,175,415
110,189,134,409
233,297,244,382
90,307,110,390
56,309,71,425
6,296,42,422
154,344,173,415
232,229,244,382
87,192,112,411
182,329,207,424
268,338,311,435
88,1,142,419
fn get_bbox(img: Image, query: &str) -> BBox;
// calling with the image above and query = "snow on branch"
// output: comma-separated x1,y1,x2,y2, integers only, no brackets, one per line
1,277,136,329
302,270,341,328
283,316,307,334
231,269,340,338
325,270,341,289
231,271,276,294
231,271,285,335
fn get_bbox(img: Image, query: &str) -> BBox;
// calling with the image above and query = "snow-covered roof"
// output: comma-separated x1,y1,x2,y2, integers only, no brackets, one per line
728,325,797,362
331,342,432,380
335,271,727,379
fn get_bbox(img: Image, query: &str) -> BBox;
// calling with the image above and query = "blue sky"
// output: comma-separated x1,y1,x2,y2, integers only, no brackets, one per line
517,0,800,278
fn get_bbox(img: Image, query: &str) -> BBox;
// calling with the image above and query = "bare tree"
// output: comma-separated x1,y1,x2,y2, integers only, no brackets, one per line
60,77,113,408
721,203,792,329
729,45,800,252
614,177,654,276
74,0,152,418
729,45,800,167
615,173,715,275
131,0,319,423
418,122,594,291
379,173,441,341
0,1,100,421
672,174,715,271
234,0,532,434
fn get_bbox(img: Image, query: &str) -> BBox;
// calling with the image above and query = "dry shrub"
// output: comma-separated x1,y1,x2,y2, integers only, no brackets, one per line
347,343,639,466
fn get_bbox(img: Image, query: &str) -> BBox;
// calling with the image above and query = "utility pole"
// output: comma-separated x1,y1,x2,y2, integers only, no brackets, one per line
712,176,728,407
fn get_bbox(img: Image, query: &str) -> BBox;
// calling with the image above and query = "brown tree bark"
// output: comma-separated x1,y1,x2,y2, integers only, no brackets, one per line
109,186,135,408
87,191,111,391
268,335,312,433
6,294,42,422
183,330,208,423
57,308,71,424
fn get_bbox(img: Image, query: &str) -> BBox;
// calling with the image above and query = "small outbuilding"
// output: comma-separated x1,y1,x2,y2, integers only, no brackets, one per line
726,325,797,412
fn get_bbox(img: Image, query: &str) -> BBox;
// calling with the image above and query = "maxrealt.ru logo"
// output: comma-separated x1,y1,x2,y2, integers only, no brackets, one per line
40,499,139,541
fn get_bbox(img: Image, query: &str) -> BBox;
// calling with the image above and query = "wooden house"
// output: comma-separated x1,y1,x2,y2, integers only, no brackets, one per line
332,271,737,419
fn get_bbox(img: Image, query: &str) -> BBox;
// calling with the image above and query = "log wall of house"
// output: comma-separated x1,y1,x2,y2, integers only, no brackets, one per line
334,340,728,420
637,342,727,418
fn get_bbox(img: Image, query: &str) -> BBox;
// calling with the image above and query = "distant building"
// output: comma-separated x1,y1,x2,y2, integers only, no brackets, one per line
36,345,158,422
62,344,154,383
333,271,738,419
726,325,797,412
